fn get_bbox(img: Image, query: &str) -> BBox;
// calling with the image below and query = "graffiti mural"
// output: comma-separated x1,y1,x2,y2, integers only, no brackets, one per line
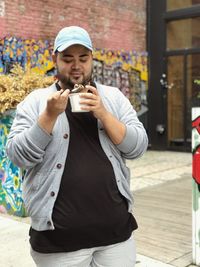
0,36,148,216
0,37,148,113
93,60,146,112
0,110,26,216
92,50,148,113
0,37,54,74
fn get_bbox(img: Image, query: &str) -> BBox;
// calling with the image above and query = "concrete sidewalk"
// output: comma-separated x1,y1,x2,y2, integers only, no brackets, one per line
0,150,196,267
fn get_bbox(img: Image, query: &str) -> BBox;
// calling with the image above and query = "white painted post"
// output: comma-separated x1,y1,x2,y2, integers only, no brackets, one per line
192,107,200,266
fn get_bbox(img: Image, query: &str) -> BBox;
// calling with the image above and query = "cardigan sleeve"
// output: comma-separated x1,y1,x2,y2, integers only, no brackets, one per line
6,90,53,169
98,84,148,160
116,93,148,159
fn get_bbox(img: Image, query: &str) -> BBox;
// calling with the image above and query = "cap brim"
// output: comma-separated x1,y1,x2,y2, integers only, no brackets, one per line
56,40,93,52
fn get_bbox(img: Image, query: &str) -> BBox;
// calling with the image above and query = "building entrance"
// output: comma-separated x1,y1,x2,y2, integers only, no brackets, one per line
147,1,200,151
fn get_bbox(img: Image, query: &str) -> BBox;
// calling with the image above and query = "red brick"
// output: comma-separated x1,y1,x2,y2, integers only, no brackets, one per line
0,0,146,52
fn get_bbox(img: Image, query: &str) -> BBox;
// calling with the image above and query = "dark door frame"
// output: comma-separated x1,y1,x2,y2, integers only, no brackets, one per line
147,0,167,150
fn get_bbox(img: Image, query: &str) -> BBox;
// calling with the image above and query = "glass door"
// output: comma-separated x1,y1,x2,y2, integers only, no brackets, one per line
167,55,185,148
166,53,200,150
166,13,200,150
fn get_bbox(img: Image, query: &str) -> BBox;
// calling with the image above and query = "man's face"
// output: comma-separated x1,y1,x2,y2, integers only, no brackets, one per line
53,44,93,89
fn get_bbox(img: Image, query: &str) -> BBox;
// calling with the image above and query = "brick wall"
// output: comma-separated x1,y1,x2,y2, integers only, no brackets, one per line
0,0,146,51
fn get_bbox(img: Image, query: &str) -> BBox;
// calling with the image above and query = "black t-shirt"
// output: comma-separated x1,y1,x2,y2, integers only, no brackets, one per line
29,87,137,253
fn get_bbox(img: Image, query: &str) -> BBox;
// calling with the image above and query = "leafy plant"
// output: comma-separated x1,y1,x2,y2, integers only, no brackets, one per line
0,64,54,113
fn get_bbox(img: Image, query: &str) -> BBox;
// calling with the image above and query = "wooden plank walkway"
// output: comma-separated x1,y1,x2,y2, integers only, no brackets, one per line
133,175,192,267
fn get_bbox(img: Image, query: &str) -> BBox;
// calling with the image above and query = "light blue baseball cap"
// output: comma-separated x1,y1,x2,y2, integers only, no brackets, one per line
53,26,93,53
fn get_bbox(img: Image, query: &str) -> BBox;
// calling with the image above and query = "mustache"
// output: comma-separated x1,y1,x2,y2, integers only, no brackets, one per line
55,70,94,90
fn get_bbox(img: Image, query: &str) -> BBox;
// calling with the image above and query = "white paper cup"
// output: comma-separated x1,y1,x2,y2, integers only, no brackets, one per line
69,93,89,113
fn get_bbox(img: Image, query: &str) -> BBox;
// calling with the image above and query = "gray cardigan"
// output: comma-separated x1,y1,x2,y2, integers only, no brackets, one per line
6,82,148,231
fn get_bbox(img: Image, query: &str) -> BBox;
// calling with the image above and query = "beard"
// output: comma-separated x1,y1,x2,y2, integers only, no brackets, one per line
56,69,93,90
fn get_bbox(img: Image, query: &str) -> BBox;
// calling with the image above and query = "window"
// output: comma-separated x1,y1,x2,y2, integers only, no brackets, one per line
167,17,200,50
167,0,200,11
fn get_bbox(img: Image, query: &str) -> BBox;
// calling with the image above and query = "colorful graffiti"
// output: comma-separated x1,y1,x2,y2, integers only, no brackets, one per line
93,59,147,112
0,110,26,216
0,37,54,74
0,37,147,75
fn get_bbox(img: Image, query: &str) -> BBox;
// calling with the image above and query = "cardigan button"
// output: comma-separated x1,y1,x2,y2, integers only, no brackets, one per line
63,133,68,139
56,163,62,169
47,221,51,226
50,191,55,197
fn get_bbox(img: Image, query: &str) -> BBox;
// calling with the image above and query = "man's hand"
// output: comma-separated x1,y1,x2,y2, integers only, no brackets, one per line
38,89,70,134
46,89,70,118
80,86,126,145
79,86,108,120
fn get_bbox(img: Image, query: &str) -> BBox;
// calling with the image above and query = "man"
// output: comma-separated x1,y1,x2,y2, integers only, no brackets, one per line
6,26,148,267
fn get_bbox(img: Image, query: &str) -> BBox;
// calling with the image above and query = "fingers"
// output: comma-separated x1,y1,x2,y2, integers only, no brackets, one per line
47,89,70,113
79,92,95,100
79,85,97,100
85,85,98,95
51,89,70,100
79,91,100,109
60,89,70,96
